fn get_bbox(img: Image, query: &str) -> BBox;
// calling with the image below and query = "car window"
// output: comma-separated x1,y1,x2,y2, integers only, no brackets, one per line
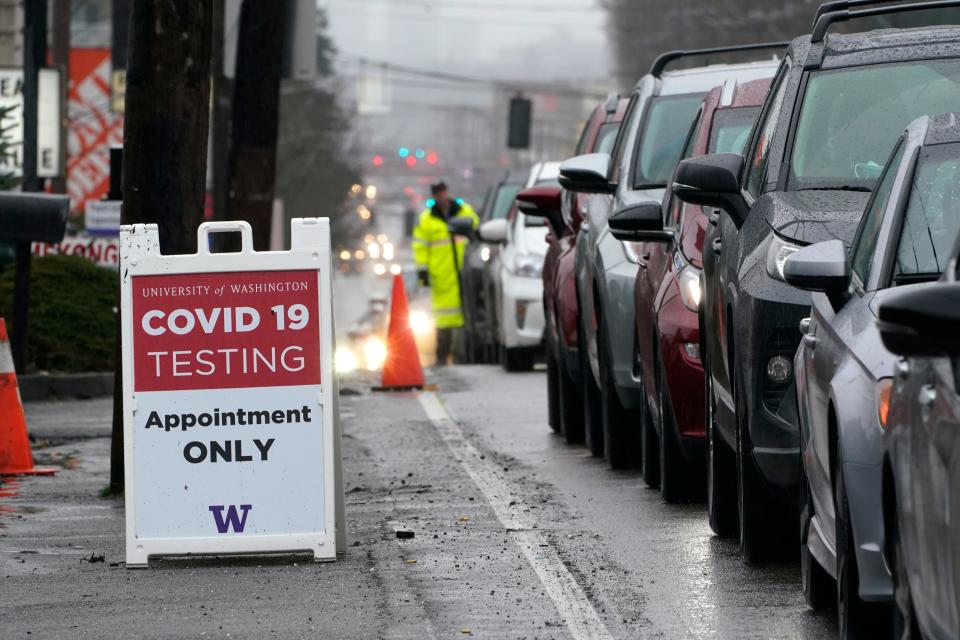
851,139,905,284
594,122,620,155
744,64,789,198
709,107,760,155
610,95,641,184
632,93,704,188
523,178,561,227
665,108,703,229
894,142,960,282
574,117,593,156
790,59,960,191
491,184,522,220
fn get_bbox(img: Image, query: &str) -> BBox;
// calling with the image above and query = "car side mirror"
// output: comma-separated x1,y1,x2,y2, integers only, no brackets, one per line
478,218,508,244
878,281,960,357
608,202,672,242
447,216,475,238
559,153,615,195
672,153,749,228
516,185,564,237
783,240,851,308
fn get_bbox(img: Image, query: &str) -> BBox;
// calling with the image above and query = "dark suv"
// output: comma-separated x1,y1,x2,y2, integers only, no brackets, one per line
670,0,960,562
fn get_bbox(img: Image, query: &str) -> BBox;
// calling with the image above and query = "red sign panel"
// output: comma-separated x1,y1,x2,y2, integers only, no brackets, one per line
67,48,123,214
132,270,320,392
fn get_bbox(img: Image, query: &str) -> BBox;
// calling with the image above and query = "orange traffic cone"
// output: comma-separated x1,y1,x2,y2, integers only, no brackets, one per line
374,274,425,391
0,318,55,476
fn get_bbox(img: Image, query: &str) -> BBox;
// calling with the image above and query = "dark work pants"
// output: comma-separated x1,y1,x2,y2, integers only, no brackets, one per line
437,328,457,366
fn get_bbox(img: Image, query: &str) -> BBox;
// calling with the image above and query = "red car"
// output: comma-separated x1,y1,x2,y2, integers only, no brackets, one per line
618,78,771,502
540,95,626,442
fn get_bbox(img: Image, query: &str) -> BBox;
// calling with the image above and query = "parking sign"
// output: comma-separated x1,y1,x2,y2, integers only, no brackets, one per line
120,220,344,567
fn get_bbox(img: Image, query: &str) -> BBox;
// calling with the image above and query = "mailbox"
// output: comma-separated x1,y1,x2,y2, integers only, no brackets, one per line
0,192,70,244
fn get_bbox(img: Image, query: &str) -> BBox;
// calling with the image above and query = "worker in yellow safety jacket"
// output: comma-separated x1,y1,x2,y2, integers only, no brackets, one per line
412,181,479,365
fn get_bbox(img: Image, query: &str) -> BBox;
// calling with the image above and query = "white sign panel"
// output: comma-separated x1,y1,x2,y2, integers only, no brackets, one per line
84,199,122,235
0,67,61,178
120,219,345,567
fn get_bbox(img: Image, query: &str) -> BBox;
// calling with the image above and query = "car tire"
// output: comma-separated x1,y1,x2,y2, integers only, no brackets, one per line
657,352,696,502
734,355,777,563
578,311,604,457
800,460,835,611
836,447,890,638
599,328,640,470
705,345,738,537
501,346,534,372
891,507,921,640
641,375,660,488
546,346,561,433
558,357,584,444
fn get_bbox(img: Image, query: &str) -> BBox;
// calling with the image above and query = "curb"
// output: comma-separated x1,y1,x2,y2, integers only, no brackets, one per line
19,372,114,402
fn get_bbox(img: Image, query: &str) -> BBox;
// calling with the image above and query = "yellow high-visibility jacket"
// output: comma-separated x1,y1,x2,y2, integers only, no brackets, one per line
412,200,479,329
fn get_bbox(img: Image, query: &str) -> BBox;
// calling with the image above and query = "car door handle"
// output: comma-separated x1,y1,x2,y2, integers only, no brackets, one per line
799,317,811,335
803,334,817,349
712,238,722,254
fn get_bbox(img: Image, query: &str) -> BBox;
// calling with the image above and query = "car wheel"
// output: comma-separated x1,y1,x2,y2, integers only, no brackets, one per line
734,355,775,563
705,345,738,537
579,315,604,458
502,347,534,372
546,346,561,433
800,460,835,611
836,447,890,638
558,356,584,444
599,327,640,470
658,352,696,502
641,370,660,488
891,507,921,640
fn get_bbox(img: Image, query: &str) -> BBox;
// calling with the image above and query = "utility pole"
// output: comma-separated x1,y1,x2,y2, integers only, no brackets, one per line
110,0,213,493
50,0,69,195
210,0,230,223
11,0,46,373
225,0,285,250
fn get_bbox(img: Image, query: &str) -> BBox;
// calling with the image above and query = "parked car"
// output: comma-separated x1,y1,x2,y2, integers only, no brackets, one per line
560,45,783,469
610,77,772,501
670,3,960,562
479,161,560,371
539,94,627,440
462,170,527,363
876,126,960,640
786,112,960,634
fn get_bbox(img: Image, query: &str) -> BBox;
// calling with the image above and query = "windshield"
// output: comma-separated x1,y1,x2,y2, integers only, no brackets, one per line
895,142,960,281
523,178,561,227
709,107,759,154
633,93,704,188
790,59,960,190
595,122,620,155
490,183,522,220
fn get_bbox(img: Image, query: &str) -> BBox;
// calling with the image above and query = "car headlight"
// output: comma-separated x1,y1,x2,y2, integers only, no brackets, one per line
509,253,543,277
678,264,702,311
765,235,802,281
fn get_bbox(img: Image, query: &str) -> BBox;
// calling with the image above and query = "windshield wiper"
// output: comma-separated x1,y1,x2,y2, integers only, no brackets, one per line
796,185,872,193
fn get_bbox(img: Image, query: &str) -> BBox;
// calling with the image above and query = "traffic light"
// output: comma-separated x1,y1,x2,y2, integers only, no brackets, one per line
398,147,410,158
372,155,384,167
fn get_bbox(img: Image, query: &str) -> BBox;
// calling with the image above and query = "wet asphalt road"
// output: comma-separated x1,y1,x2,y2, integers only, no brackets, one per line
1,366,836,639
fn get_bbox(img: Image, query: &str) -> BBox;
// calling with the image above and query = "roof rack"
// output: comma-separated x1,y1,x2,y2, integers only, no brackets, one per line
603,92,620,113
813,0,905,24
650,42,789,78
812,0,960,43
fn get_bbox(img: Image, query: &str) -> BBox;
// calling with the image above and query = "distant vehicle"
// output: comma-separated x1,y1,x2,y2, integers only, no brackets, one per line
610,77,772,501
462,171,526,363
876,125,960,640
560,46,782,469
671,3,960,571
787,113,960,630
540,94,626,440
478,161,560,371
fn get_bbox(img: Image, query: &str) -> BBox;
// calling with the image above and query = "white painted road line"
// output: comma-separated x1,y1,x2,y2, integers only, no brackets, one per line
418,392,614,640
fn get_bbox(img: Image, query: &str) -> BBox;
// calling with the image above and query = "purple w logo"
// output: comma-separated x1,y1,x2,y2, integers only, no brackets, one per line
208,504,252,534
